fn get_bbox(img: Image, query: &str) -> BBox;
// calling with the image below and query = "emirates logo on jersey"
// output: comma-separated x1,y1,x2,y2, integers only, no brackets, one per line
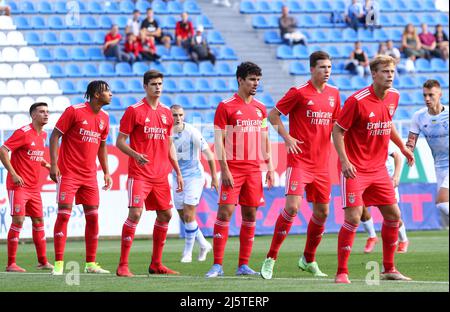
256,108,262,118
329,96,335,107
161,114,167,125
99,119,105,130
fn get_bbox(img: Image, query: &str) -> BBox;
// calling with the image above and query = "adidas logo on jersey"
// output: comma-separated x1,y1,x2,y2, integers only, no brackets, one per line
82,120,88,125
55,232,65,237
307,100,314,106
260,197,265,203
31,141,35,146
145,117,150,122
369,112,375,118
236,110,243,115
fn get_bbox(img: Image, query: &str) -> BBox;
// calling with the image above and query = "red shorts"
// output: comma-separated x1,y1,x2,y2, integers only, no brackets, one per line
8,188,43,218
219,171,264,207
340,169,396,208
127,178,172,211
57,176,99,206
285,167,331,203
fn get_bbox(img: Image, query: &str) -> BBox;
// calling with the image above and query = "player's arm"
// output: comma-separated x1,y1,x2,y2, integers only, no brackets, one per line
49,128,63,183
261,127,274,189
405,132,419,153
332,124,357,179
214,127,234,187
391,151,401,188
202,146,219,192
390,123,414,166
116,132,148,165
40,160,51,170
0,146,24,186
268,108,303,154
98,140,112,190
169,137,183,192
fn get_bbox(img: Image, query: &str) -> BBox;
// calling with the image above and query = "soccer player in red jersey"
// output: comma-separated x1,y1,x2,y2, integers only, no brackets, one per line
332,55,415,284
0,103,53,272
49,81,112,275
260,51,341,280
116,70,183,277
205,62,274,278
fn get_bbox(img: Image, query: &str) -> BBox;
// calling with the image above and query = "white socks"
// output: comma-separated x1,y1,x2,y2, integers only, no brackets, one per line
362,218,377,238
437,202,449,216
398,223,408,242
183,221,198,256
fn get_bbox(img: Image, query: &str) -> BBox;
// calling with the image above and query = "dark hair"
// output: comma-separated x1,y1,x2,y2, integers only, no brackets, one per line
29,102,48,116
84,80,110,101
170,104,183,110
423,79,441,89
236,62,262,81
133,9,140,14
310,51,331,68
143,70,164,85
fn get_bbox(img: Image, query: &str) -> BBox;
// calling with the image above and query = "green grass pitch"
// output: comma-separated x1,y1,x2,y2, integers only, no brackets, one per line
0,230,448,292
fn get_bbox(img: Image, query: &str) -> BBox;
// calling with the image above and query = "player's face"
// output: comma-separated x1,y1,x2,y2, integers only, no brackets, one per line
372,63,396,90
311,59,332,84
423,87,442,109
144,78,163,98
171,108,184,126
97,87,113,106
238,74,261,97
32,106,49,126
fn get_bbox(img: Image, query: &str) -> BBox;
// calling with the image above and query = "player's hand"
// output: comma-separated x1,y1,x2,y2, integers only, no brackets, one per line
210,176,219,192
265,170,274,189
221,169,234,188
12,174,24,187
341,160,357,179
41,160,51,171
400,146,415,167
49,164,61,183
285,135,303,154
102,174,113,191
176,174,183,193
135,153,149,166
392,175,400,188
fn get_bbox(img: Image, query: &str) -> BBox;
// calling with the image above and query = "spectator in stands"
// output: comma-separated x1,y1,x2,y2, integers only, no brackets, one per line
363,0,381,29
141,8,172,50
345,0,365,31
139,32,162,62
175,12,195,48
377,40,405,73
187,25,216,65
126,9,141,37
103,24,131,63
279,5,307,46
435,24,449,60
401,23,426,66
213,0,232,7
0,0,11,16
419,23,443,60
346,41,370,77
124,33,142,63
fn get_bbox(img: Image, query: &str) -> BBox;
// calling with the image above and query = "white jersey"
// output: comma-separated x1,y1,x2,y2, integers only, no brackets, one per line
386,143,396,178
172,123,209,179
410,106,449,169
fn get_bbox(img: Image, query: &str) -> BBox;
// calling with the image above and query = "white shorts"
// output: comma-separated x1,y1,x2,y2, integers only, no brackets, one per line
173,176,205,210
436,167,449,190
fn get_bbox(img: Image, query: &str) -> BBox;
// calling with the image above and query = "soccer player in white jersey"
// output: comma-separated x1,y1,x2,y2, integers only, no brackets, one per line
406,79,449,220
171,105,219,263
360,143,409,253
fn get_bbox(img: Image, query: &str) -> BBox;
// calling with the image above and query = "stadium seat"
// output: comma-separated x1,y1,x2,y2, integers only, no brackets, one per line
183,62,200,76
12,114,31,128
94,31,107,44
167,63,184,76
399,93,414,106
115,63,133,76
430,58,448,72
174,95,193,109
213,79,231,92
200,62,217,76
120,0,135,14
342,28,357,42
319,0,333,12
277,45,294,59
379,0,394,11
240,1,257,14
0,16,15,30
60,32,76,45
1,47,19,62
105,1,121,14
207,31,225,44
132,62,149,76
168,1,183,14
415,59,430,72
48,64,65,78
77,32,93,45
160,95,173,106
25,80,44,95
0,81,7,95
180,79,196,93
72,47,89,61
0,114,13,129
195,79,213,92
136,0,152,13
14,16,32,30
76,80,89,94
99,63,116,76
87,47,104,61
204,111,215,123
100,16,113,29
48,16,66,30
13,63,31,78
43,32,59,45
219,46,238,60
298,15,317,28
115,16,129,28
209,95,223,108
128,79,142,93
304,0,319,13
0,64,13,79
393,0,409,11
18,47,38,62
0,97,18,112
171,46,189,60
408,0,424,11
110,80,128,94
435,76,449,88
19,1,37,14
264,31,282,44
164,79,179,93
287,0,302,13
192,95,209,109
391,15,407,27
54,47,71,61
184,1,201,14
290,62,307,75
64,64,83,78
438,13,449,25
260,93,275,108
253,15,269,29
82,16,99,29
292,45,309,59
17,96,34,112
88,1,103,13
185,111,203,124
25,32,41,45
216,63,233,76
399,76,417,89
122,96,138,107
150,63,167,75
53,1,67,13
80,64,97,77
61,81,77,94
407,15,421,26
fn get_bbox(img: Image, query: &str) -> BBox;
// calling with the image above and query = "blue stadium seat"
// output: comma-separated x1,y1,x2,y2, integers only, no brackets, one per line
438,13,449,25
47,64,64,77
311,29,329,43
14,16,32,29
65,64,83,77
132,62,149,76
435,76,449,88
240,1,257,14
74,1,87,14
379,0,394,11
399,76,417,89
71,97,85,105
171,46,189,61
94,31,107,44
351,76,367,89
408,0,425,12
373,29,389,41
389,29,403,41
424,0,437,11
395,108,411,120
160,95,173,106
31,16,46,29
115,63,133,76
332,0,346,11
378,15,391,26
43,32,59,45
415,59,430,72
216,63,233,76
163,15,177,28
290,62,307,75
200,62,217,76
342,28,357,42
292,45,309,59
271,0,284,13
37,48,53,62
399,93,414,105
298,15,317,28
422,14,437,26
277,45,294,59
152,0,168,14
77,32,93,45
180,79,196,93
99,16,113,29
391,15,407,27
88,1,103,13
164,79,179,93
335,77,352,91
229,79,239,91
105,1,121,14
150,63,167,75
219,46,238,60
264,31,282,44
168,1,183,14
25,32,42,45
120,0,135,14
204,111,216,123
99,63,116,76
115,16,129,28
82,63,98,77
54,47,71,61
261,93,275,108
317,15,333,27
207,31,225,44
393,0,408,11
195,79,213,92
413,90,423,104
48,16,66,30
175,95,193,109
358,29,375,42
287,0,302,13
109,115,119,126
82,16,99,29
54,1,68,13
136,0,152,13
213,79,230,92
185,111,203,123
184,1,202,14
86,47,104,61
122,96,138,107
195,15,213,29
61,81,77,94
304,0,319,12
183,62,200,76
192,95,209,109
20,1,36,14
60,32,77,45
128,79,142,93
407,15,421,26
76,80,89,93
167,63,184,76
72,47,89,61
256,1,274,13
209,95,223,108
110,80,128,94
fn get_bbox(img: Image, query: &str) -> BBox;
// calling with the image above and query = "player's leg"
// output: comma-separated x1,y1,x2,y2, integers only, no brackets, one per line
361,206,378,253
235,205,259,276
436,170,449,217
180,203,197,262
6,189,26,272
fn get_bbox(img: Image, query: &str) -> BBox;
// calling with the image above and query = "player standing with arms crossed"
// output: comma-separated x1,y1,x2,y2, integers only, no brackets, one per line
1,103,53,272
332,55,414,284
260,51,341,279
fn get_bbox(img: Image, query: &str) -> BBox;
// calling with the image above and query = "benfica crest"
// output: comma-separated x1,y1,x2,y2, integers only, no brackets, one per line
328,96,335,107
99,119,105,130
221,192,228,201
133,195,140,204
348,193,355,204
60,192,66,201
290,181,298,191
256,108,262,118
161,114,167,124
388,104,396,116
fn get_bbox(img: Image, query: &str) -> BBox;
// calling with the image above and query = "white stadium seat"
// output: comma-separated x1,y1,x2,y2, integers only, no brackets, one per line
13,63,32,78
0,81,7,95
0,16,16,30
0,97,18,112
0,63,14,79
18,96,35,112
53,96,71,111
45,113,61,130
6,80,26,95
0,32,7,46
7,31,26,46
12,113,31,128
30,63,50,78
35,96,53,110
0,114,13,130
1,47,19,62
41,79,62,95
19,47,38,62
24,79,43,95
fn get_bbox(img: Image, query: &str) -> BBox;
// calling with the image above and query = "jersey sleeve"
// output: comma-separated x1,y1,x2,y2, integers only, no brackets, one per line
119,107,135,136
167,112,174,137
55,106,75,135
275,87,300,116
101,117,110,141
336,96,358,131
260,104,269,130
409,111,421,135
192,127,209,151
333,91,342,121
214,103,228,130
2,129,25,152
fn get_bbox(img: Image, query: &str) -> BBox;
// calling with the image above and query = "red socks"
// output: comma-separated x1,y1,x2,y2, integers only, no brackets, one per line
382,219,400,272
303,215,326,263
267,208,295,260
7,223,22,266
238,220,256,267
337,220,358,275
213,218,229,265
119,218,137,266
84,209,99,263
32,223,47,265
151,220,168,266
54,209,71,261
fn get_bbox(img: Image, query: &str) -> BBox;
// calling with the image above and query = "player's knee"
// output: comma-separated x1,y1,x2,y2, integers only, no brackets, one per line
284,205,298,217
157,210,172,223
11,217,24,227
31,217,44,225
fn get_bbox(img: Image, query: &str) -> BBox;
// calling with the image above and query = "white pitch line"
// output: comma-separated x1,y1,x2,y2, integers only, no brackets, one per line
0,272,448,285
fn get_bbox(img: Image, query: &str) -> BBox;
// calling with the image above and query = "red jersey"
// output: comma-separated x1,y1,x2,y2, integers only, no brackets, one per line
119,98,174,181
3,124,47,190
214,94,268,173
55,102,109,180
104,32,122,44
276,81,341,171
175,20,194,40
336,85,399,173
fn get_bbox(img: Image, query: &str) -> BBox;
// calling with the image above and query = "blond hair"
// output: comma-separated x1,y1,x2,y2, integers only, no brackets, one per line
369,55,396,72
